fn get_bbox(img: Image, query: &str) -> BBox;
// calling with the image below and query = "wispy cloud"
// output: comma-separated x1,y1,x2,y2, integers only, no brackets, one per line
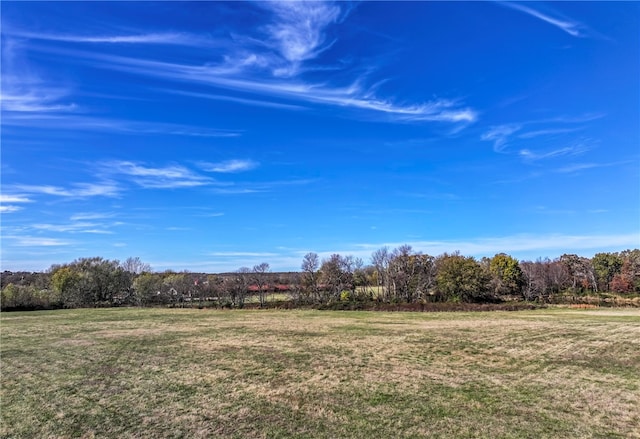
258,1,342,77
481,124,521,152
325,95,477,123
518,127,584,139
10,31,205,45
210,188,262,195
31,223,114,234
548,113,606,124
208,178,316,195
553,161,630,174
0,205,23,213
0,88,78,113
78,49,477,123
3,112,241,138
105,161,212,189
481,115,603,156
2,36,239,136
0,195,32,203
0,194,32,213
199,159,259,173
24,16,477,125
555,163,599,173
13,182,120,198
499,2,587,38
119,121,240,138
6,3,477,126
1,37,79,114
4,235,72,247
69,212,115,221
168,89,305,110
519,141,591,161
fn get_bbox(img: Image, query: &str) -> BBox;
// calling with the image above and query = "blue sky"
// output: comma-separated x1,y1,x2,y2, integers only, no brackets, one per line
1,1,639,273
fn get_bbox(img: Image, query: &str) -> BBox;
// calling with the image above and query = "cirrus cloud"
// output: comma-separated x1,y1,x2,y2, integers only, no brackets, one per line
198,159,259,173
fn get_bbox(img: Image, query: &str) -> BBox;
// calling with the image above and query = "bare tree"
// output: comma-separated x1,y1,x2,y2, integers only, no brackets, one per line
352,257,370,299
252,262,270,308
286,272,304,304
225,267,251,308
320,254,353,302
371,247,390,301
521,260,542,302
388,245,415,302
301,252,320,304
121,257,151,275
412,253,437,301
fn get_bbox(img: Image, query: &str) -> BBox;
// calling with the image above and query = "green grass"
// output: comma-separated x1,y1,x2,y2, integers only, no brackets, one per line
1,308,639,438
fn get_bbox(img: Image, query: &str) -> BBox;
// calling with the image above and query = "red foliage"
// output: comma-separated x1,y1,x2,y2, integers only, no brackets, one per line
610,273,633,294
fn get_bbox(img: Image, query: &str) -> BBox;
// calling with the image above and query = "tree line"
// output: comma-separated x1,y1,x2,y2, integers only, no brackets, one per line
1,249,639,311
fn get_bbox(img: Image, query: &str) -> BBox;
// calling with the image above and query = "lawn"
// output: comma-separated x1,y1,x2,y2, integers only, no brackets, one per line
1,308,639,438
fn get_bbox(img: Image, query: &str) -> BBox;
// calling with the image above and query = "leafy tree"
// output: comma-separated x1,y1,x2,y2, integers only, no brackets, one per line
51,258,132,307
592,252,623,292
1,271,49,290
0,283,56,310
133,272,164,305
51,265,83,307
82,257,132,306
435,252,491,302
621,249,640,292
163,273,193,307
559,254,596,293
611,249,640,293
1,283,18,309
488,253,524,298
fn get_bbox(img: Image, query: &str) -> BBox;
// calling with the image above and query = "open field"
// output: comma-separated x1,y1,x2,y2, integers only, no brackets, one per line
1,308,639,438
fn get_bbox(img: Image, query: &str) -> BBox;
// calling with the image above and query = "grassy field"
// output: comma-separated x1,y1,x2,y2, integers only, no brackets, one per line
1,308,639,438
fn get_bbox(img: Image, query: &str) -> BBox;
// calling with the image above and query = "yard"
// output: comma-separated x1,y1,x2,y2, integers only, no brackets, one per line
1,307,639,438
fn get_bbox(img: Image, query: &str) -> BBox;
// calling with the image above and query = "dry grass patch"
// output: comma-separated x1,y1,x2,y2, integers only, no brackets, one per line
1,308,639,438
